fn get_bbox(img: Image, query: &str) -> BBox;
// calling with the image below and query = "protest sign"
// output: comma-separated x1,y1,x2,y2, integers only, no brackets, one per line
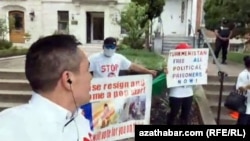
167,48,209,88
81,75,152,141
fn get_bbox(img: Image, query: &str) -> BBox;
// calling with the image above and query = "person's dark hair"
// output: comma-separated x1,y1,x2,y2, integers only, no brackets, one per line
243,55,250,68
25,34,83,93
221,17,228,25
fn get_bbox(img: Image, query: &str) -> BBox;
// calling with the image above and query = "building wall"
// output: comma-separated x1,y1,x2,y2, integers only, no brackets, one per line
0,1,43,44
0,0,130,45
152,0,199,36
195,0,202,33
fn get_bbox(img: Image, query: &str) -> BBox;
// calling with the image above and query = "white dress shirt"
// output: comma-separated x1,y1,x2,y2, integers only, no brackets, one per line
236,69,250,114
0,93,92,141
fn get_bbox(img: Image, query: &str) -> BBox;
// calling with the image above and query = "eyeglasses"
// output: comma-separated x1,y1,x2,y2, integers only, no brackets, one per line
104,44,116,49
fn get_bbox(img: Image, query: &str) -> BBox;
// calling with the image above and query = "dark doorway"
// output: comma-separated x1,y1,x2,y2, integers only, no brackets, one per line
86,12,104,43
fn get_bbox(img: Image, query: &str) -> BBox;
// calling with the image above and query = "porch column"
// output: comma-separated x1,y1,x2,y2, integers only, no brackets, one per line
5,12,10,41
191,0,197,36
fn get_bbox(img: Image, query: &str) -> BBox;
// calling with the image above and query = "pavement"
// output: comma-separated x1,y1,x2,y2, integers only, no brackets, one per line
0,49,245,78
0,44,103,70
207,57,244,77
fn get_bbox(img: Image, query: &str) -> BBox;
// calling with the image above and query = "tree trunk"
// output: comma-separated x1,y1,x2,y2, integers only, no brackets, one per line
150,19,153,51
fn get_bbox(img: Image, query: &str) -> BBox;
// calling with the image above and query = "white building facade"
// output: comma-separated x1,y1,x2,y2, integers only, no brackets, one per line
153,0,203,37
0,0,130,45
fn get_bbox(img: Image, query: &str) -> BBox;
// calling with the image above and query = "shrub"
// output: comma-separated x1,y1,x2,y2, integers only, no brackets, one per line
119,2,149,49
0,48,28,58
117,48,166,70
117,43,130,51
0,40,12,50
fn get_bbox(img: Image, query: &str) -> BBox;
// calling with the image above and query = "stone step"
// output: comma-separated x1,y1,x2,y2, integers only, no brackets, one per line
0,69,26,80
0,101,23,112
0,90,31,103
0,79,31,91
208,75,237,83
206,90,230,103
162,50,171,54
203,81,235,92
210,100,237,125
163,41,193,44
211,107,237,125
163,36,193,41
162,47,173,51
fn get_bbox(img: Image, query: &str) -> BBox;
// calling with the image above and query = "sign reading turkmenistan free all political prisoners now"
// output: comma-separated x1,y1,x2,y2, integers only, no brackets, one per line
81,75,153,141
167,48,209,88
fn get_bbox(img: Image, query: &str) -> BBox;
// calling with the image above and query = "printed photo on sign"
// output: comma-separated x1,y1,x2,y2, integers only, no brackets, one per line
92,101,117,130
117,95,146,123
81,75,152,141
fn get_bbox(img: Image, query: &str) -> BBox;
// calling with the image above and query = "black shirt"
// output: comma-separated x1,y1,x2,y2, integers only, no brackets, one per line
216,25,231,42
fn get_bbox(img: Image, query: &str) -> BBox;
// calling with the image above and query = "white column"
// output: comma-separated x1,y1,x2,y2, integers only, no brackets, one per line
191,0,197,36
5,12,10,41
186,0,192,36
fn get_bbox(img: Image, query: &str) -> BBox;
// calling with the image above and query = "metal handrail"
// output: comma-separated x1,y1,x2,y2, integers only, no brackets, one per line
200,28,223,72
188,20,196,48
200,27,228,125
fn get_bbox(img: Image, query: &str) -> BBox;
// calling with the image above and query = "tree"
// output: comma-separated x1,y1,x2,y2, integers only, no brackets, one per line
132,0,165,49
119,2,149,49
132,0,165,24
204,0,250,37
0,17,15,40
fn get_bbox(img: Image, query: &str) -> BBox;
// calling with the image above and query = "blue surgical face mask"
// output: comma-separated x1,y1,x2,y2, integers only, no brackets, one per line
104,48,116,57
103,44,116,57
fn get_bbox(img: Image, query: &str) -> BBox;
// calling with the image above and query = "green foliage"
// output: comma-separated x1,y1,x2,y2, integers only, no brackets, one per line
204,0,250,36
0,48,28,58
119,2,149,49
132,0,165,21
117,48,166,70
0,39,12,50
0,17,15,40
117,43,129,50
0,19,8,40
227,52,250,64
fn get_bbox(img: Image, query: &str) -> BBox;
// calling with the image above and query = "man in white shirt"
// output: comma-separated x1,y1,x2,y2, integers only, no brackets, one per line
82,37,157,132
0,35,93,141
236,56,250,125
88,37,157,78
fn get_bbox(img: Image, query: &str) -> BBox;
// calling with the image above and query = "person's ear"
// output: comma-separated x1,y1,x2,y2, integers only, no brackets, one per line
61,71,74,90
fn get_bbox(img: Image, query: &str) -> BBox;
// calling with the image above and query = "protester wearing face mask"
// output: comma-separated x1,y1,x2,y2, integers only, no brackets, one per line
88,37,157,78
83,37,157,130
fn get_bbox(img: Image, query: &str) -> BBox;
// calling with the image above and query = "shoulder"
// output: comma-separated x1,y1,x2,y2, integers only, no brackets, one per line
113,53,128,59
0,105,30,133
238,70,248,79
0,104,31,121
76,114,92,132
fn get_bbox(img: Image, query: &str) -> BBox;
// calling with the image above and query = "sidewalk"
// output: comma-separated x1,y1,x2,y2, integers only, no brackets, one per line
0,46,103,70
207,57,244,77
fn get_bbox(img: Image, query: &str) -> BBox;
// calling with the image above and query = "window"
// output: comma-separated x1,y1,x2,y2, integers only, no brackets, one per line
57,11,69,34
181,1,185,23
